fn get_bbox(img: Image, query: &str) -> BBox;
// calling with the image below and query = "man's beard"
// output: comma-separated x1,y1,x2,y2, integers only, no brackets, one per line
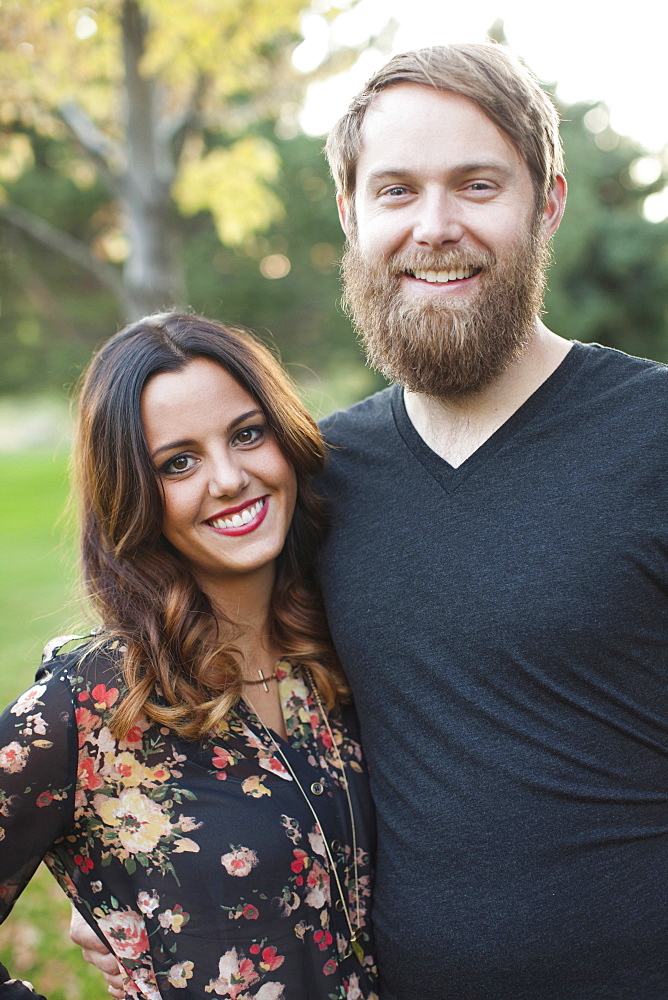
341,224,550,398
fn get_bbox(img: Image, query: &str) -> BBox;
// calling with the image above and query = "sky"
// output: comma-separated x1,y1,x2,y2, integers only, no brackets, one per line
293,0,668,220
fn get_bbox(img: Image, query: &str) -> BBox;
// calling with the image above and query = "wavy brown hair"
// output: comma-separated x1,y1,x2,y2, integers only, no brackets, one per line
73,312,346,739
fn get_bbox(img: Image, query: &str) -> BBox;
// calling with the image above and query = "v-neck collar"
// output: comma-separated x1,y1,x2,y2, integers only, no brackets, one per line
237,662,317,751
391,340,588,495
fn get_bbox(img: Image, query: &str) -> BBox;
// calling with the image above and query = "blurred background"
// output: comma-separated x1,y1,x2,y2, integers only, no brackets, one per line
1,1,667,995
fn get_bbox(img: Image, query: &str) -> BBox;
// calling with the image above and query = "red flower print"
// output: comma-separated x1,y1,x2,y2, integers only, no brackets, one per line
74,707,100,747
241,904,259,920
313,929,333,951
323,957,338,976
263,755,289,776
98,910,148,961
36,791,54,808
212,746,234,778
259,945,285,972
291,849,309,873
249,943,261,955
73,854,94,872
78,755,104,791
91,683,119,710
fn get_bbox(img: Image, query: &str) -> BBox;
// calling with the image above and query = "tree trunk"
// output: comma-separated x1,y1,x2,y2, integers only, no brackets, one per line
118,0,186,320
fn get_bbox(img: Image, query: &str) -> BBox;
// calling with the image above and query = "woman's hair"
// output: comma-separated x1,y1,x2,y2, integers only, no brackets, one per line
326,42,564,218
73,312,346,739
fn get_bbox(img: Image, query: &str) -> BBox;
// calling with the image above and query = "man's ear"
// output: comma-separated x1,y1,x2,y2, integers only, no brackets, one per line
541,173,567,240
336,192,353,238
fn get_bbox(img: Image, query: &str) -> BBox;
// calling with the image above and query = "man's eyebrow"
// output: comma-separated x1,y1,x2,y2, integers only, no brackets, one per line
150,409,264,459
364,162,514,186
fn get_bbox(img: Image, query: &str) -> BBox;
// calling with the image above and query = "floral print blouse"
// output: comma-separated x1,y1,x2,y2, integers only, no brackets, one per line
0,638,378,999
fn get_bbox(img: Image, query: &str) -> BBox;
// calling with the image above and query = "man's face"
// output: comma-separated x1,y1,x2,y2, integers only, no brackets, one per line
338,84,561,397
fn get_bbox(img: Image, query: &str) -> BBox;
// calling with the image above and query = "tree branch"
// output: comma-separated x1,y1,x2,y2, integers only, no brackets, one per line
58,101,123,194
0,203,126,304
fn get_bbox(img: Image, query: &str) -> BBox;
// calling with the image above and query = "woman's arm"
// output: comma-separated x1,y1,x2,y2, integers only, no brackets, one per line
0,665,77,997
68,908,124,999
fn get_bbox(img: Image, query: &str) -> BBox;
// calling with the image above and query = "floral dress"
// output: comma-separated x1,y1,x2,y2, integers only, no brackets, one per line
0,638,378,999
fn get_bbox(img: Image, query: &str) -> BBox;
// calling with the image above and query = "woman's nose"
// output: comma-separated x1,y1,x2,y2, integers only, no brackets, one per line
207,454,250,498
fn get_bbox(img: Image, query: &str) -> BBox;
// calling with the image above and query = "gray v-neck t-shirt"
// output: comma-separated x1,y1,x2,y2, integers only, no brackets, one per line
318,342,668,999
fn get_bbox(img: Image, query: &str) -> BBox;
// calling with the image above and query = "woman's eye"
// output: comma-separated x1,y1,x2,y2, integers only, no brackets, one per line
162,454,196,475
234,426,264,446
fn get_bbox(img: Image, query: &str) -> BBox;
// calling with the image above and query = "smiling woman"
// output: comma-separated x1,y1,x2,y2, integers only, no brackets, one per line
140,358,297,598
0,313,378,1000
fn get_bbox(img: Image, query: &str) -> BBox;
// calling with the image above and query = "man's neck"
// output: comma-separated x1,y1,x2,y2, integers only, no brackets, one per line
403,322,572,468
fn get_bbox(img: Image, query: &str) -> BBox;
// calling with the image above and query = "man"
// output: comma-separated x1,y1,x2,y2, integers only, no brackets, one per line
73,43,668,998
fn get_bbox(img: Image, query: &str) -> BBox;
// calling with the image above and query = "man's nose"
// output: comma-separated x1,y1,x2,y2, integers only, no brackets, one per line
412,190,465,249
207,453,250,498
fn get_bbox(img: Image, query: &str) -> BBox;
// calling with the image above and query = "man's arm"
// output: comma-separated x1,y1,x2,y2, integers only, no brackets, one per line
69,909,124,999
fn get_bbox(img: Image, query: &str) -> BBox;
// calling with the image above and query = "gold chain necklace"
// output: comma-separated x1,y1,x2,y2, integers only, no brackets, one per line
244,667,364,966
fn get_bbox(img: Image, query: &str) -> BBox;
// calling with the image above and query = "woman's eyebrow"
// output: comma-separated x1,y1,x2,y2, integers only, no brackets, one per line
150,410,264,459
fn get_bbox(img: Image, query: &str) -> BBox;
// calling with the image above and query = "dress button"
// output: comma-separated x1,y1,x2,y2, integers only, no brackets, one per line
310,781,324,795
335,899,345,912
331,838,341,851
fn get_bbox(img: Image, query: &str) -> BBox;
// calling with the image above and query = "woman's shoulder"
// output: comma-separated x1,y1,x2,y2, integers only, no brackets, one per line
36,631,128,703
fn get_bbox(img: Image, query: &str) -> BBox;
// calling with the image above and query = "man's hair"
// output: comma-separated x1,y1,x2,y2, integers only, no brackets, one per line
325,42,564,212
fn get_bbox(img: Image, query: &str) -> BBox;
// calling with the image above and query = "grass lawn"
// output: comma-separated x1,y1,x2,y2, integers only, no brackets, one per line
0,450,108,998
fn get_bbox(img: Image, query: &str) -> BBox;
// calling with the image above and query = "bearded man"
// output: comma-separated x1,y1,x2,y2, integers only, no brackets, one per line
317,43,668,999
72,43,668,1000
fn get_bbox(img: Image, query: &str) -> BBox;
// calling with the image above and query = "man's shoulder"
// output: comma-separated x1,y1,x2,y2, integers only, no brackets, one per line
577,341,668,383
318,385,396,446
572,342,668,421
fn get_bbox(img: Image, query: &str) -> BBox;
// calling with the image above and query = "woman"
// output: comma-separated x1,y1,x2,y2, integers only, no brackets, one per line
0,313,377,999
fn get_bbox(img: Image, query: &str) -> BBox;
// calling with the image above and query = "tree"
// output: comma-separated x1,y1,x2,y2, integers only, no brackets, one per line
546,100,668,361
0,0,319,319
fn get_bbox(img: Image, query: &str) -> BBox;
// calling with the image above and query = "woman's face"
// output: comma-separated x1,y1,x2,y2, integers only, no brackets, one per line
140,358,297,594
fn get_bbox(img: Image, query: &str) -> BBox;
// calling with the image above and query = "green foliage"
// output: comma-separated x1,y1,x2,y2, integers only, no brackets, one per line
1,126,383,408
182,129,384,411
546,101,668,359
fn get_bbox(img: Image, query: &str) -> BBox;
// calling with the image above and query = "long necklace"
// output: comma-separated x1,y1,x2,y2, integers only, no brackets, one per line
244,667,364,966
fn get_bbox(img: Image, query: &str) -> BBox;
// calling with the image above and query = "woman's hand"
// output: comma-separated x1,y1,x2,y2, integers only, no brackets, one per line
69,907,125,998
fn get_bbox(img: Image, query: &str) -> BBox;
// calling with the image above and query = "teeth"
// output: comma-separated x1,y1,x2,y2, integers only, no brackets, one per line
209,499,264,530
412,267,477,283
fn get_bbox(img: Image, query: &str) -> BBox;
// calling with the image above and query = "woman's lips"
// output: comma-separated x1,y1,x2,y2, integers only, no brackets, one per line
205,497,268,536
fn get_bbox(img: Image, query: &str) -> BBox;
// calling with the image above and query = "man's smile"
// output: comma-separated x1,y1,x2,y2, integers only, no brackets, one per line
408,266,482,284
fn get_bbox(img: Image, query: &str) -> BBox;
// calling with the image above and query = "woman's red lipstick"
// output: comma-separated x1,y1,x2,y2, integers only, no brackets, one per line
205,497,268,536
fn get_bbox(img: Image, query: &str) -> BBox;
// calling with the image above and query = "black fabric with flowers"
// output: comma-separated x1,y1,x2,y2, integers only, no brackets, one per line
0,639,377,999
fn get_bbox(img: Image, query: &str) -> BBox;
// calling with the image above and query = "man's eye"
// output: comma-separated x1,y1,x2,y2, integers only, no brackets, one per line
162,454,195,474
386,186,408,197
234,426,264,445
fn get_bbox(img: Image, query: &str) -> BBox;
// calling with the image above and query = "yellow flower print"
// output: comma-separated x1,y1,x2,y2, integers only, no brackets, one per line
95,787,173,854
167,960,194,988
103,751,168,788
242,775,271,798
158,905,189,933
172,837,200,853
